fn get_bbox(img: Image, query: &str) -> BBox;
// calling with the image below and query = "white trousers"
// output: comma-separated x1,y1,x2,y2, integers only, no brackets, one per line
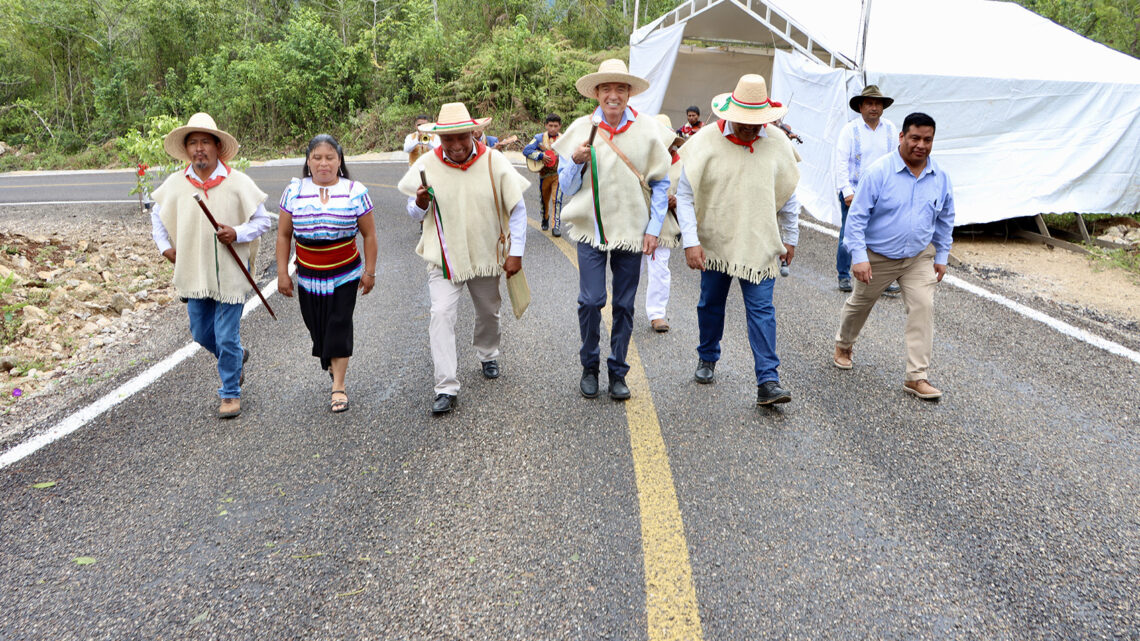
642,246,672,321
427,266,502,395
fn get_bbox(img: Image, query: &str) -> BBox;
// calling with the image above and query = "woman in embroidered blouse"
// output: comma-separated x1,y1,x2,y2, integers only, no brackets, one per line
276,134,378,413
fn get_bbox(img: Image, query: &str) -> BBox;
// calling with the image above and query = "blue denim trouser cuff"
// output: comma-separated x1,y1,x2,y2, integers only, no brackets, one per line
696,270,780,385
186,298,244,398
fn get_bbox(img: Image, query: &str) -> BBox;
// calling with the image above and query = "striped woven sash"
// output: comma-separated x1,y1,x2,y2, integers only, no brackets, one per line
295,238,359,270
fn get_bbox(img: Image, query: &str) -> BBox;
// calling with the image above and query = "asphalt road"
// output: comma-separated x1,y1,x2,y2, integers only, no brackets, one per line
1,161,1138,640
0,162,311,208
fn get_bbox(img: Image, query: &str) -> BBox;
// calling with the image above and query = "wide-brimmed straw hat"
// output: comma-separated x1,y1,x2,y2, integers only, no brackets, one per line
163,112,240,162
654,114,684,146
418,102,492,135
710,75,788,126
849,85,894,112
575,59,650,100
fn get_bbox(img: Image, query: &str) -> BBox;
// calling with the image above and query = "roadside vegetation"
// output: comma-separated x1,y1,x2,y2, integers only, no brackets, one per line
0,0,686,171
2,0,1135,172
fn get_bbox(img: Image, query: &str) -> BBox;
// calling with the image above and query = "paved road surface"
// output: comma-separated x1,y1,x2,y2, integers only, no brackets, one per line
0,162,313,208
1,162,1137,640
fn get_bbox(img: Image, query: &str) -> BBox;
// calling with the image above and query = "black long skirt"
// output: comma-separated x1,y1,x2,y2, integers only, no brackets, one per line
297,254,360,371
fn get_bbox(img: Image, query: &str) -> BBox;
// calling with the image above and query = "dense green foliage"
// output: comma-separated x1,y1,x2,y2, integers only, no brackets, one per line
0,0,1134,168
1013,0,1139,57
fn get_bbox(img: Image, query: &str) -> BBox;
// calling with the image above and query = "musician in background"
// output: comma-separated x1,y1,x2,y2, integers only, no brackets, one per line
676,105,703,141
404,114,440,164
473,128,499,149
523,113,562,233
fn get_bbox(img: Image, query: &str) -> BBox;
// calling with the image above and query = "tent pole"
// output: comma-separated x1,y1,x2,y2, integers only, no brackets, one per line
857,0,873,81
633,0,641,32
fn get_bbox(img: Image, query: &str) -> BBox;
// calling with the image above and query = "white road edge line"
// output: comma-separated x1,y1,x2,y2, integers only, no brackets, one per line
799,219,1140,365
0,263,296,470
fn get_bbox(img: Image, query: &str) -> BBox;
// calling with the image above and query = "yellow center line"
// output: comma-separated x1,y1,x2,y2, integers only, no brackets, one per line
528,218,704,640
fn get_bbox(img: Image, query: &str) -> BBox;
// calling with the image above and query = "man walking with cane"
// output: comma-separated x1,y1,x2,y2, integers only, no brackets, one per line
150,112,273,418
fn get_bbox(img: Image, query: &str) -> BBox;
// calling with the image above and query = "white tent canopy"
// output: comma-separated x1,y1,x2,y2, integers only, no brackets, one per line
630,0,1140,227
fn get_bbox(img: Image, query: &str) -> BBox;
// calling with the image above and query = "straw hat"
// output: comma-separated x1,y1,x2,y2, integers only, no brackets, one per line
163,112,240,162
849,85,894,112
575,59,650,100
418,103,492,135
710,75,788,126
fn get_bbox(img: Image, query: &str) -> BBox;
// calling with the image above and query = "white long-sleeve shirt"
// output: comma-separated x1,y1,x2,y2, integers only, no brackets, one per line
833,116,897,198
405,147,527,257
150,163,273,254
674,122,800,249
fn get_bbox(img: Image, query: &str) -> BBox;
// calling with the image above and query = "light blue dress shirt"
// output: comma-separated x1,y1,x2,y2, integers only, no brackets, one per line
843,149,956,266
557,106,670,237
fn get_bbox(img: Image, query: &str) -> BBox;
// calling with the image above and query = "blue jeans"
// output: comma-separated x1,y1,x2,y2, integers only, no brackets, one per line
836,193,851,280
696,271,780,385
577,242,641,378
186,298,244,399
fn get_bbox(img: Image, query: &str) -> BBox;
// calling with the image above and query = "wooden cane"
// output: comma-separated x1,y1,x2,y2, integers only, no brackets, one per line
192,194,277,320
586,123,599,147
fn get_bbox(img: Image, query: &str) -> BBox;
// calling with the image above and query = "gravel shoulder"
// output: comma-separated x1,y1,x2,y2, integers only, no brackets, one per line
2,204,1138,447
0,203,280,446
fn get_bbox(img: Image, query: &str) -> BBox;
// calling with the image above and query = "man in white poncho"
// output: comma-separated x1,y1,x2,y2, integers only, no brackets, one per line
675,75,802,407
554,59,671,402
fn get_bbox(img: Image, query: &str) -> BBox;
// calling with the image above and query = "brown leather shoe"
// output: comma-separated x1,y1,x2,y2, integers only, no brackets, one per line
218,398,242,418
650,319,670,333
833,346,853,369
903,379,942,400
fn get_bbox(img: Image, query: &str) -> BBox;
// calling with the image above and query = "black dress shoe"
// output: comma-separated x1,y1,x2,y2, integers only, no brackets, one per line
694,359,716,384
609,376,631,401
481,360,500,379
541,216,550,231
756,381,791,405
580,368,599,398
432,393,457,414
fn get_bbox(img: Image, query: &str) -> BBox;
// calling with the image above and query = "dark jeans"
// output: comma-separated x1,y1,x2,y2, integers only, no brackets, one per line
836,193,851,280
696,271,780,385
577,242,641,378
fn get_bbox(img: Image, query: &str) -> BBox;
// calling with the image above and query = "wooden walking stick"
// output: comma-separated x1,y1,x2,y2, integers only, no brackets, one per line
192,193,277,320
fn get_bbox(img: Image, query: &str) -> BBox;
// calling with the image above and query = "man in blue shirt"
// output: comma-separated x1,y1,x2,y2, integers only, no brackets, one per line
832,112,955,400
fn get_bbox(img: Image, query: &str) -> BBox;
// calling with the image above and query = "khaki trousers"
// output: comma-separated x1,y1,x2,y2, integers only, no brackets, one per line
835,245,938,381
427,266,502,395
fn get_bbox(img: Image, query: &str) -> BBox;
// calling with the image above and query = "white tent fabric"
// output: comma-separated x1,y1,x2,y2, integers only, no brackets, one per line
769,50,849,228
629,22,685,115
631,0,1140,226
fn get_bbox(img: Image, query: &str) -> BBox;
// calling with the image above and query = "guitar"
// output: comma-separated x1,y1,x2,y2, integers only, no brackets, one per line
525,133,558,173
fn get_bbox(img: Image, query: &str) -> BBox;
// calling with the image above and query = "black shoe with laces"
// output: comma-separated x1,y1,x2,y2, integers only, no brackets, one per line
481,360,500,379
432,393,457,414
694,359,716,384
756,381,791,406
608,376,630,401
580,368,599,398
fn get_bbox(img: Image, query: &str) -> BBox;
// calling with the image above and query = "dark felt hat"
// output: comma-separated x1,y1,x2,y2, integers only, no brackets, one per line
849,85,894,112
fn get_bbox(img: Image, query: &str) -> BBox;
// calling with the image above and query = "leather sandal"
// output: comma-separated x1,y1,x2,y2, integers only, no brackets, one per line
330,390,349,413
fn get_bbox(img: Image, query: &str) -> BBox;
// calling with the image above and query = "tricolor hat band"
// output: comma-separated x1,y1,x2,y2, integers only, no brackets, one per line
717,94,782,112
432,119,478,130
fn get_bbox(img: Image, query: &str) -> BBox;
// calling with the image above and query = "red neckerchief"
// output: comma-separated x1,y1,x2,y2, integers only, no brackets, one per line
718,119,764,153
671,151,681,164
598,107,638,140
436,141,487,171
185,161,230,198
